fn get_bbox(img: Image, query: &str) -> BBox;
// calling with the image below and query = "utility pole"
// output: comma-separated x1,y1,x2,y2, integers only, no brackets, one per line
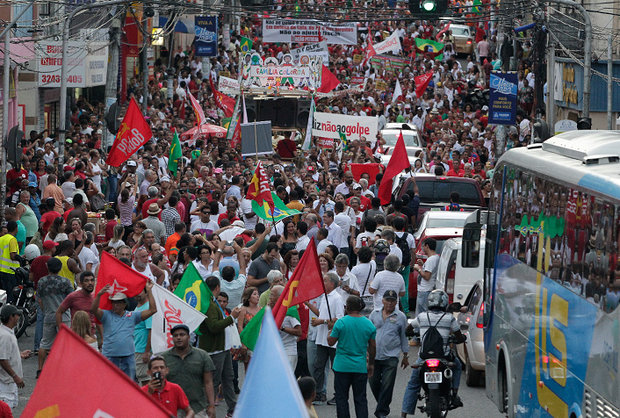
104,19,121,151
142,15,149,112
608,35,613,130
1,0,36,222
547,43,555,130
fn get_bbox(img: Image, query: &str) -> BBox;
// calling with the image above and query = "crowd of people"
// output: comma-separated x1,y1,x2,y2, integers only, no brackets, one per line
0,4,546,416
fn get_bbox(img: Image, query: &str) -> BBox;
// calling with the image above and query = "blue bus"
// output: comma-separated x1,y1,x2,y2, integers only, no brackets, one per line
480,131,619,417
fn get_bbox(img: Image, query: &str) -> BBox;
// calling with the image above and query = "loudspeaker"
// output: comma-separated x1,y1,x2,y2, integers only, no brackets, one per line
244,98,257,122
274,98,297,127
296,99,311,128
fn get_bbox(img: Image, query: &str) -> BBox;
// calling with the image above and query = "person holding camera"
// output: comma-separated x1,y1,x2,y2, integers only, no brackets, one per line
142,355,195,418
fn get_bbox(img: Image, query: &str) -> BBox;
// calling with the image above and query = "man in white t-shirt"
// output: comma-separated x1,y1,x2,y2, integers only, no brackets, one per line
369,254,405,310
190,207,219,238
414,238,440,316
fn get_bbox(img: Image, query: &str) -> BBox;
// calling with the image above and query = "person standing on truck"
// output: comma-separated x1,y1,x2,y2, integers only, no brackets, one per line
414,238,440,316
443,192,464,212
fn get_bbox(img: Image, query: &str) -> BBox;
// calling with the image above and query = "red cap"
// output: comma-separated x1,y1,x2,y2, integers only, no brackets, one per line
42,240,59,250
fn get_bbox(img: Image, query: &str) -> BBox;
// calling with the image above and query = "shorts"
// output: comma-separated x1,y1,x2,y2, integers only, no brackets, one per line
40,321,70,350
0,381,18,409
135,352,149,384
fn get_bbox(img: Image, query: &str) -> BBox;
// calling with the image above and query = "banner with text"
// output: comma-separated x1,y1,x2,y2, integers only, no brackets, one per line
219,76,241,96
312,112,378,141
488,71,518,125
290,41,329,63
262,19,357,45
195,16,218,56
369,54,410,71
373,31,402,55
36,41,108,88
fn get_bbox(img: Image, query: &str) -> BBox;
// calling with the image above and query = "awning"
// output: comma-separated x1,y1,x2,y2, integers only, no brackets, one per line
0,37,35,66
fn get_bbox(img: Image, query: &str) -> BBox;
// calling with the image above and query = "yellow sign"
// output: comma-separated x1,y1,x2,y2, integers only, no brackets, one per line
562,64,578,105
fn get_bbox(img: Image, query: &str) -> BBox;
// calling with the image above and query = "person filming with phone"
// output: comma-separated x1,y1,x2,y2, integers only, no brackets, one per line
142,355,195,418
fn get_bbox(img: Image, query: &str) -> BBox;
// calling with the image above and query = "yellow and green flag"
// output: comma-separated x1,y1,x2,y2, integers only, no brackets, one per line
339,131,349,151
240,36,253,53
174,262,212,314
472,0,482,14
415,38,445,60
251,191,302,222
168,130,182,175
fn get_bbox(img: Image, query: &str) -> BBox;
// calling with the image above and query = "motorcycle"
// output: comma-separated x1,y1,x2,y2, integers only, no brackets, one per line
12,259,36,339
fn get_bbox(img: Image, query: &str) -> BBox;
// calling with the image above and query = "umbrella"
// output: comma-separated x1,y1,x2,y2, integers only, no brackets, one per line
180,124,227,143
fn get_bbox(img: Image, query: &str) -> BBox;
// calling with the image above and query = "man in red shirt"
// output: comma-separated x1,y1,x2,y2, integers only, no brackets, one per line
29,241,57,289
142,355,194,417
55,271,99,338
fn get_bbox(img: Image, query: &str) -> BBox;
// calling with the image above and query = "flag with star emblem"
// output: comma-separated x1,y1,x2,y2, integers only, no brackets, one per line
94,251,149,311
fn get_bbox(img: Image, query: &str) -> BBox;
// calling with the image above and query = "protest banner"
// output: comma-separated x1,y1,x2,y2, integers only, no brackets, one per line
370,54,410,71
312,112,378,141
488,71,518,125
194,16,218,56
375,79,388,91
372,30,402,55
262,19,357,45
219,75,241,96
290,41,329,63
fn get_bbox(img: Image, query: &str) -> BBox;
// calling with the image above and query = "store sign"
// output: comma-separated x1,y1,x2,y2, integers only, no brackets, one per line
262,19,357,45
36,41,108,88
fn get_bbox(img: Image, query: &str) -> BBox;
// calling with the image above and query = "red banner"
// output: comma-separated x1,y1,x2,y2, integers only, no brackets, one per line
210,77,235,117
105,98,152,167
95,251,148,310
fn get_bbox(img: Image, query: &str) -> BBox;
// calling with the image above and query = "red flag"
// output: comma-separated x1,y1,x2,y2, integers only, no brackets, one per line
363,31,376,65
21,326,170,418
210,76,235,117
415,71,434,98
246,161,274,208
105,98,152,167
378,132,410,205
317,65,340,93
272,238,325,328
230,115,242,148
350,163,382,185
94,251,148,310
436,21,451,41
188,91,207,125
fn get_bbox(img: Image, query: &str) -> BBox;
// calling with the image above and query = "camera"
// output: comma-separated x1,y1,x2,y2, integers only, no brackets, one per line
153,371,162,381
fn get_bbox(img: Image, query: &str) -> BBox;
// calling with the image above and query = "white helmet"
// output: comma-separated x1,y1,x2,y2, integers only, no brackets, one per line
23,244,41,261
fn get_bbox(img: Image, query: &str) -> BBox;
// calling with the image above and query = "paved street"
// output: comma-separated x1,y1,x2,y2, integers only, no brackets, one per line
14,325,501,417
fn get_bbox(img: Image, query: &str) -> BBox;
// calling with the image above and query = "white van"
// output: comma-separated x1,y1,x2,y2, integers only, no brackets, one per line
435,237,486,304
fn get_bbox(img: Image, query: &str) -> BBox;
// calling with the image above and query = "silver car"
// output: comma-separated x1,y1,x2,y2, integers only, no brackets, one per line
455,280,485,387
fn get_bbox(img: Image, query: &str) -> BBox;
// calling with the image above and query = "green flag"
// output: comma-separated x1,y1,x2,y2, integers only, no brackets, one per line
168,130,182,175
251,192,302,222
174,262,212,314
415,38,445,60
240,36,253,53
239,306,299,351
240,306,266,351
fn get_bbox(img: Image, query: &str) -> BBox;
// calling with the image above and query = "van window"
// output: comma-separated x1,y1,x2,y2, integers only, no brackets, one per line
468,285,482,314
408,180,483,206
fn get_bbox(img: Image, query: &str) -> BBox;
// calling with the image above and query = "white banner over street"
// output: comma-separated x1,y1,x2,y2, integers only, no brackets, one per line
312,112,378,141
262,19,357,45
36,41,108,88
290,41,329,63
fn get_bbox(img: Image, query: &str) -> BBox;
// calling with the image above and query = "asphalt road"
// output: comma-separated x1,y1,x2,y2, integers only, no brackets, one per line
14,326,502,417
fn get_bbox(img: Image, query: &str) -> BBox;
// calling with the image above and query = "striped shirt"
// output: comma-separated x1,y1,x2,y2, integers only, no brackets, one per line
116,194,135,227
411,310,459,357
161,207,181,238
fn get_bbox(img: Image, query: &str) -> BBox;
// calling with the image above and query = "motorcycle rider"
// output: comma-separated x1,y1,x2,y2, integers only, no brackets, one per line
401,289,466,417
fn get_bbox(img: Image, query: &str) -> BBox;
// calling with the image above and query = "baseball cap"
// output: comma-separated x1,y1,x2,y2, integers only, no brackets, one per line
28,181,38,188
383,290,398,300
42,240,59,250
126,160,137,167
109,292,128,301
214,168,223,174
170,324,190,334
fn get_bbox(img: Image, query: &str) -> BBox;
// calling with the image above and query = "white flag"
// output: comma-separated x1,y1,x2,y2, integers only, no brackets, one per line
151,284,207,354
392,79,403,104
373,31,402,56
302,98,315,151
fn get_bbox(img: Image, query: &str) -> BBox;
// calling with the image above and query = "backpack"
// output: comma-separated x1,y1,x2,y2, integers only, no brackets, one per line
395,232,411,267
419,312,448,359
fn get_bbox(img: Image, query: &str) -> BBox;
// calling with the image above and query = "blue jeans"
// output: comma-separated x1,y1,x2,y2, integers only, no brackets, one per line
34,305,44,351
401,356,462,415
334,371,368,418
415,290,431,316
0,273,16,304
107,355,136,380
313,344,335,398
107,175,118,203
369,357,399,416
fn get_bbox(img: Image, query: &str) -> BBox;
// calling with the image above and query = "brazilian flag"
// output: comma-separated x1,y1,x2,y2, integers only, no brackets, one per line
339,131,349,151
251,192,302,222
240,36,253,53
174,262,212,314
415,38,445,61
472,0,482,14
168,130,182,176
